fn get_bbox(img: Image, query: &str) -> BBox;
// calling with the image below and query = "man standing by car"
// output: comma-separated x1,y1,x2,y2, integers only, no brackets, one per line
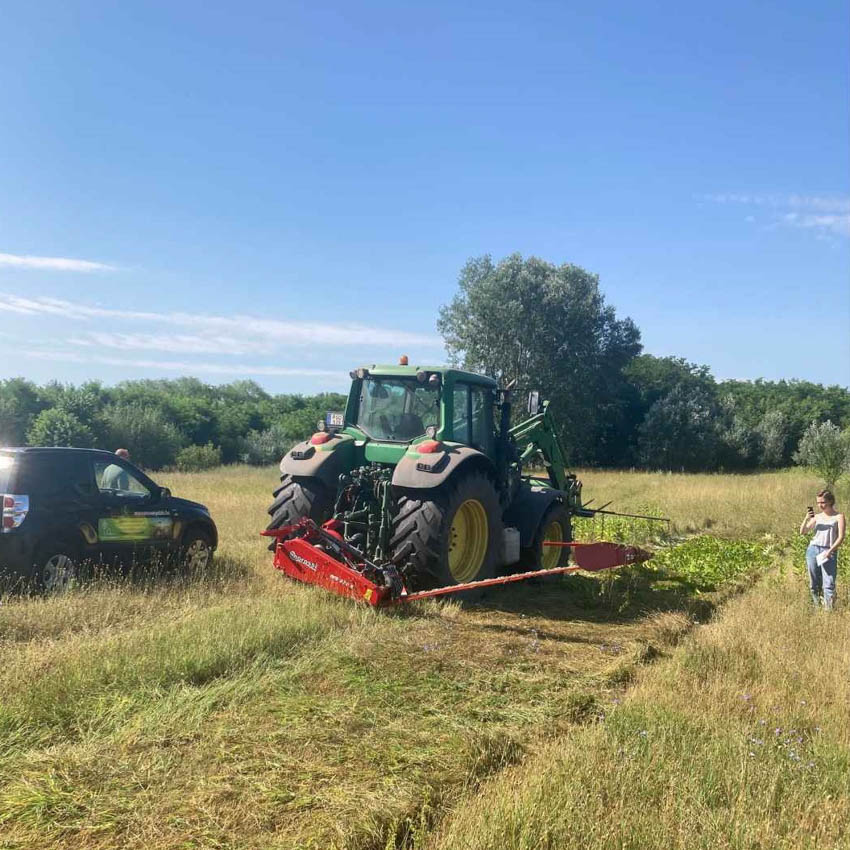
101,448,130,490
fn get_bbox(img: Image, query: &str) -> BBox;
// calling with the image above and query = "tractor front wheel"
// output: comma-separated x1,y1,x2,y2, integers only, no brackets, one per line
391,472,502,592
532,503,572,570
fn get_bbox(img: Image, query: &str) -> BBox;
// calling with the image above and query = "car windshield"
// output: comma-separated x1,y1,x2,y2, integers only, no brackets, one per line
356,378,440,442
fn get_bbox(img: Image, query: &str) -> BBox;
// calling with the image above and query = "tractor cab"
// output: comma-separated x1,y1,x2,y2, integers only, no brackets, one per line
342,363,498,452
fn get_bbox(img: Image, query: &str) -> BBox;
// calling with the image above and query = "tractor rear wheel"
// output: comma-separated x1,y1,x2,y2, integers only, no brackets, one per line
266,474,333,535
533,503,572,570
390,471,502,592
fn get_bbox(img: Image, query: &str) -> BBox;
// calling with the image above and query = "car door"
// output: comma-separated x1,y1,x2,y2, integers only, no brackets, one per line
92,458,174,567
15,452,101,560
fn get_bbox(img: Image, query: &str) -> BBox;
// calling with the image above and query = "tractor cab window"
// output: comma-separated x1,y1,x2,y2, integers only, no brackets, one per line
452,385,470,443
471,387,493,453
356,378,439,442
453,384,493,451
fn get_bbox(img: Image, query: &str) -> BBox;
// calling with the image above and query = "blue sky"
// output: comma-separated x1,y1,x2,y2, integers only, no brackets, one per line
2,0,848,394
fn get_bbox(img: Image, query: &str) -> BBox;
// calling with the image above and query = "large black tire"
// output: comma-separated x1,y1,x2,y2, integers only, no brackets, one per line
266,474,334,534
530,503,572,570
390,471,502,592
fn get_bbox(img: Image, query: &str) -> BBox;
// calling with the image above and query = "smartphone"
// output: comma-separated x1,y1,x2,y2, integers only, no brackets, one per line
807,506,814,515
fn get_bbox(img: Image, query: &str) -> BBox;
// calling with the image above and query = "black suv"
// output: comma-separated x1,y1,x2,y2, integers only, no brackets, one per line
0,447,218,592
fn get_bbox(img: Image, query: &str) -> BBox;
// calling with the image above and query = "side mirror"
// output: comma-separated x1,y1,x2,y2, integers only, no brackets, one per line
158,486,172,501
527,391,541,414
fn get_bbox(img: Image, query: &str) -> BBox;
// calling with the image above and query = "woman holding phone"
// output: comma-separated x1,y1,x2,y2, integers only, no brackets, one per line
800,490,846,609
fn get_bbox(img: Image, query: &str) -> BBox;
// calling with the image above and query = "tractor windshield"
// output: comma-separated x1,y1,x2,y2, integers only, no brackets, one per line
356,378,440,442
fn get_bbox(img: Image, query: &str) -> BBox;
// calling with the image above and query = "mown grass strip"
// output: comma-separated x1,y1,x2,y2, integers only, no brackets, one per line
429,567,850,850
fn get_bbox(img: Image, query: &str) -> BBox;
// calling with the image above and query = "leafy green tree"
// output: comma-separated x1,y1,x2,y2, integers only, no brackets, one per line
755,409,791,467
102,404,186,470
636,385,721,471
0,378,46,445
27,408,95,447
438,253,641,464
793,420,850,488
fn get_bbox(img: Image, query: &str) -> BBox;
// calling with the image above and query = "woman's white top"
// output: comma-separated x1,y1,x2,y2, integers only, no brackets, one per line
811,513,840,548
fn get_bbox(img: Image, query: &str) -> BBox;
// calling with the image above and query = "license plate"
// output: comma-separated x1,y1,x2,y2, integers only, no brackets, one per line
326,412,345,428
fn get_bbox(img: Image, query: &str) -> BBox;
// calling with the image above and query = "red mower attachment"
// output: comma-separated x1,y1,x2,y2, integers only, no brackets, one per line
261,519,651,608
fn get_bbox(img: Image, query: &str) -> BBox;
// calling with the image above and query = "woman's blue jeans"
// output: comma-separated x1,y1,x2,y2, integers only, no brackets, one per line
806,544,837,609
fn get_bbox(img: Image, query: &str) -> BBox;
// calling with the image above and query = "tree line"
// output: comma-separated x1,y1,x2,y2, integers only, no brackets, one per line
0,376,346,470
4,253,848,473
438,254,850,473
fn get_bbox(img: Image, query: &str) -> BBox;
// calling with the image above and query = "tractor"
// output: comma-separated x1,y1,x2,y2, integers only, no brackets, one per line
266,359,590,593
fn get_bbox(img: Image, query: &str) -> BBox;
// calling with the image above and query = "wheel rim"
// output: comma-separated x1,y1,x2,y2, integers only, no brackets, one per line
448,499,488,582
43,554,76,594
541,520,564,570
185,539,211,571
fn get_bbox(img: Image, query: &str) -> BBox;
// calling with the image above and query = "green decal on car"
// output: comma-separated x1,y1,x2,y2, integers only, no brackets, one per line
98,516,173,542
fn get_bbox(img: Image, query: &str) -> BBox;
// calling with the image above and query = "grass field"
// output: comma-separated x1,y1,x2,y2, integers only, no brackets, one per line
0,466,846,849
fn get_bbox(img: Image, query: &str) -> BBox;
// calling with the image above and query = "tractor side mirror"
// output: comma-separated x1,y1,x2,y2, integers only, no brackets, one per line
527,391,541,414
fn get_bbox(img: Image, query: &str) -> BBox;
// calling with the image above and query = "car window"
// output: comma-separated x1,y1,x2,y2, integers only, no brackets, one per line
14,453,93,497
95,460,151,498
0,454,15,492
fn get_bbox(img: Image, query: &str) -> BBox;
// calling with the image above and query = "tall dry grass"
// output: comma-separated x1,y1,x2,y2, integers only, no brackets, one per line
430,565,850,850
0,465,842,849
577,467,847,539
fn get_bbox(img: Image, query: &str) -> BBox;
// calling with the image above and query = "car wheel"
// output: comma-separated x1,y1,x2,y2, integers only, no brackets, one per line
34,545,79,594
181,529,214,572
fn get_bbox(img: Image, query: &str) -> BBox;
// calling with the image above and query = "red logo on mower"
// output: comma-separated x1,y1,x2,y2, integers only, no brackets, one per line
288,551,319,572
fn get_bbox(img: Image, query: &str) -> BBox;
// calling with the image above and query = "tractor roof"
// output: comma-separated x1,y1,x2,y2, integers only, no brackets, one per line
359,364,498,389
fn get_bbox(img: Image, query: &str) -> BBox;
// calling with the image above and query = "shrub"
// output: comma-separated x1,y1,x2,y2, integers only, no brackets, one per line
238,419,306,465
175,443,222,472
793,420,850,488
102,404,186,470
26,408,95,448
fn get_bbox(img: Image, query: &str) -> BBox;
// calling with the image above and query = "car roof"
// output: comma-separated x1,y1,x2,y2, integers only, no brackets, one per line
0,447,121,460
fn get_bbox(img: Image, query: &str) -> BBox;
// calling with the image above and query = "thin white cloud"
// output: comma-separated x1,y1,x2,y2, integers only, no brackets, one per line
781,212,850,238
701,193,850,239
0,252,116,272
69,332,274,356
0,295,443,347
24,348,342,378
703,193,850,213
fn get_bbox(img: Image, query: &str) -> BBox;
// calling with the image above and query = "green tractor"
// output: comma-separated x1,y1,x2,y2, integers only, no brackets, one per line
267,360,584,591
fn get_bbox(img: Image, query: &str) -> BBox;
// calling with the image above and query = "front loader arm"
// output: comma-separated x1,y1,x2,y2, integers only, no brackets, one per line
509,401,582,509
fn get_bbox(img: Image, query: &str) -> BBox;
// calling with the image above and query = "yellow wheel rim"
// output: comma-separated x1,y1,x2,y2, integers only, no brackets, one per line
541,520,564,570
448,499,489,582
